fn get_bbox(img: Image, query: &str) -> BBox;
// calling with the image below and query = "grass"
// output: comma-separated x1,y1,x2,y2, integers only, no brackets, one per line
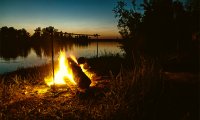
0,55,198,119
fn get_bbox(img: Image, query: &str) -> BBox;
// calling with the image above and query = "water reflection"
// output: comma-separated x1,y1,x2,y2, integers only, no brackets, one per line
0,49,50,73
0,38,123,74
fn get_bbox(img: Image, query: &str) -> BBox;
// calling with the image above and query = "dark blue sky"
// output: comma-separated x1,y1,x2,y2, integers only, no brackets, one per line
0,0,143,38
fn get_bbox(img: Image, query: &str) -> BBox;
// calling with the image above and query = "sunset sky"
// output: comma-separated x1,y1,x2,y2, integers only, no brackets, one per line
0,0,140,39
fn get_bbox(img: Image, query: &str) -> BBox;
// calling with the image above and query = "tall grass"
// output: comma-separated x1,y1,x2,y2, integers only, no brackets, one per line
0,55,163,119
102,54,163,119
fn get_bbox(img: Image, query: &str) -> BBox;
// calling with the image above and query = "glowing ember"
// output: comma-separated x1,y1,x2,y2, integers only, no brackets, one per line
80,64,96,86
45,51,77,87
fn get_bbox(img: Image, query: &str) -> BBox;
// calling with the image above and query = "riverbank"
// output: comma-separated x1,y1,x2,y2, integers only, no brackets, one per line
0,55,199,119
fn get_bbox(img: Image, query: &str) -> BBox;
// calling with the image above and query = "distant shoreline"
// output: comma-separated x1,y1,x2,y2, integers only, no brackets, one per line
89,38,124,42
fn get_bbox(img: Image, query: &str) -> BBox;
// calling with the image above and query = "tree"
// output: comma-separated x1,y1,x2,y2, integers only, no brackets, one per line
113,0,142,39
33,27,42,37
113,0,144,61
114,0,198,56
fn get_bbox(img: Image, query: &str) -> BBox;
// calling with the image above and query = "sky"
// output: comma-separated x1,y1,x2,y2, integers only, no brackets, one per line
0,0,188,39
0,0,129,39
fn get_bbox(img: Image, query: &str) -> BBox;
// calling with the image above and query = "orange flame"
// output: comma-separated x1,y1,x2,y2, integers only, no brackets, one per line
45,50,96,88
45,51,76,87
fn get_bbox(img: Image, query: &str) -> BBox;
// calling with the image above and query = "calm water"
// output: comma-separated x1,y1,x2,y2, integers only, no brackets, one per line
0,42,124,74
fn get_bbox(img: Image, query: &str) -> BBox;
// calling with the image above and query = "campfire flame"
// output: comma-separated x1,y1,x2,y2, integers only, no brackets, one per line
45,51,77,87
45,50,95,88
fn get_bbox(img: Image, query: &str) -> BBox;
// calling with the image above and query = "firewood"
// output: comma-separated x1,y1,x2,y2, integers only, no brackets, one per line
77,57,86,64
67,58,91,90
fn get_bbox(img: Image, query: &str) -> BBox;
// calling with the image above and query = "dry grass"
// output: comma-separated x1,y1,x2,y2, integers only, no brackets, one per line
0,55,163,120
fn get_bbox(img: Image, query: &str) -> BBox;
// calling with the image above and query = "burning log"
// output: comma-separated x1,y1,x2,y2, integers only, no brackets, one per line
68,58,91,91
77,57,90,69
77,57,97,86
77,57,86,64
44,51,95,93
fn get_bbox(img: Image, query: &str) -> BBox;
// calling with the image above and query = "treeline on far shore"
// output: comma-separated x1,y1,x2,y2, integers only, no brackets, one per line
0,26,121,60
0,26,121,41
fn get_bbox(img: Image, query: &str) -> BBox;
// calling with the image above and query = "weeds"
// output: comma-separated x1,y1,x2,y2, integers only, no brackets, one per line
0,55,163,119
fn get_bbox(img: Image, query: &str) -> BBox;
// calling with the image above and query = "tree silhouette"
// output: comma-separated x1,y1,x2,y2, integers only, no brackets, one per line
113,0,142,39
33,27,42,37
0,27,31,60
114,0,199,56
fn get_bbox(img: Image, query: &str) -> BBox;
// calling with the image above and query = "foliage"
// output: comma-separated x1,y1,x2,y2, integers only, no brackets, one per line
0,27,31,59
0,26,92,60
113,0,199,55
113,0,142,39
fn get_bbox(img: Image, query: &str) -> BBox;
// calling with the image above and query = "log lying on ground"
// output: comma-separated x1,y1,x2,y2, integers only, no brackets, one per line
68,58,91,90
78,57,90,70
77,57,86,64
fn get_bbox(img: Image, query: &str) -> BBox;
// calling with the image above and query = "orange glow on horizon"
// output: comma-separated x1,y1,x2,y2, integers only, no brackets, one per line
2,23,120,39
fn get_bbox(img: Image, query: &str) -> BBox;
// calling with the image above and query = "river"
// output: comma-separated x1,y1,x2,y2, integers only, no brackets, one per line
0,41,124,74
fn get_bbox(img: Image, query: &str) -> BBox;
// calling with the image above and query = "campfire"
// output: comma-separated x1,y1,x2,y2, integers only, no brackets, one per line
44,50,95,92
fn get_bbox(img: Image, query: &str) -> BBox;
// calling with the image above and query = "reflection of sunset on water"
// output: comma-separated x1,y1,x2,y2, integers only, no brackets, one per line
0,42,123,74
